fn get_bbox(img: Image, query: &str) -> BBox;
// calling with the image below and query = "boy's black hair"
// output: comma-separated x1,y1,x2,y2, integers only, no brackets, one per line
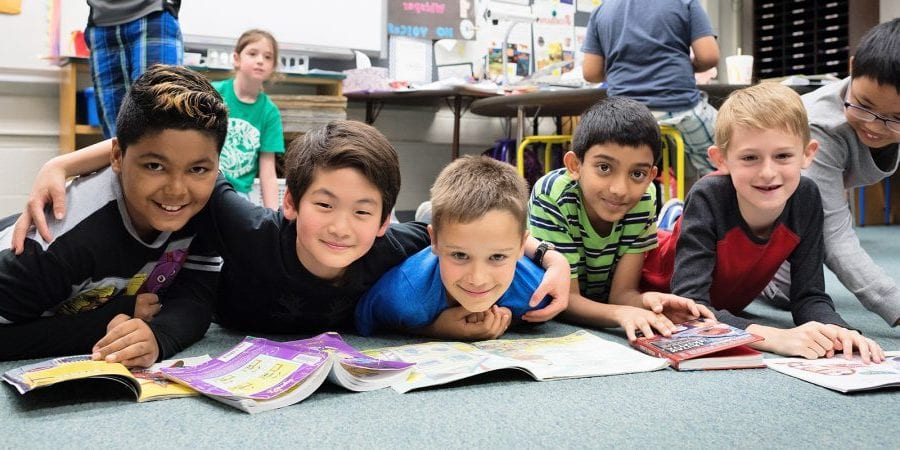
116,64,229,153
283,120,400,224
852,18,900,92
572,96,661,163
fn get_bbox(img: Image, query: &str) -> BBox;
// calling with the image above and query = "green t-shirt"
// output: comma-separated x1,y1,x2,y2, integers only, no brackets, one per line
528,168,658,301
213,79,285,193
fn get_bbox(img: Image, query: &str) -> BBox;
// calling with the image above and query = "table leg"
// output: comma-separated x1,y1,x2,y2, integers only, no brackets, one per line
516,106,525,164
452,95,462,160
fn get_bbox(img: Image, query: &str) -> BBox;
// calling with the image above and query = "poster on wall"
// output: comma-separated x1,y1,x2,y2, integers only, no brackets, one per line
479,1,534,80
532,0,575,76
576,0,601,13
388,0,477,41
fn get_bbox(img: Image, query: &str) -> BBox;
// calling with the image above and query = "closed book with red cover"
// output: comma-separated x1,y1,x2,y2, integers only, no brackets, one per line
631,318,764,371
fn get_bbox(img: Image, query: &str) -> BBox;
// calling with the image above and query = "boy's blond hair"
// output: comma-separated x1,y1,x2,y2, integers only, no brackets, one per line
430,156,529,235
714,83,810,153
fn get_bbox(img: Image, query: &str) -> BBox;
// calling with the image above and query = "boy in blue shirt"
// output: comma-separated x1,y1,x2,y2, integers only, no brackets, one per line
0,65,228,367
356,156,553,339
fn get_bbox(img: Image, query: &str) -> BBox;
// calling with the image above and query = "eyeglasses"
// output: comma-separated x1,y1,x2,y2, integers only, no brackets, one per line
842,100,900,135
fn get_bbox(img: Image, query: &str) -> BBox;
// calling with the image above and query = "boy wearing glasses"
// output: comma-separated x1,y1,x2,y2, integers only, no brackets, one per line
760,19,900,327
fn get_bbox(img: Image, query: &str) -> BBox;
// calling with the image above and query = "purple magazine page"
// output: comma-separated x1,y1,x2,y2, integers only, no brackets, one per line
161,337,328,400
285,332,414,371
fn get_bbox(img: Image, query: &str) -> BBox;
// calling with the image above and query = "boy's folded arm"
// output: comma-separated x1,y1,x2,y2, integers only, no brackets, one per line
0,294,135,361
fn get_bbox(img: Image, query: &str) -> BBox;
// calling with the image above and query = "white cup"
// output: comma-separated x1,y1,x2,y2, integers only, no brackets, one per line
726,55,754,85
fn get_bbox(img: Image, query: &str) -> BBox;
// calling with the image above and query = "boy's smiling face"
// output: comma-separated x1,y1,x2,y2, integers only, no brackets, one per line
429,209,527,313
709,125,817,233
111,129,219,241
283,167,389,281
844,76,900,149
564,143,657,234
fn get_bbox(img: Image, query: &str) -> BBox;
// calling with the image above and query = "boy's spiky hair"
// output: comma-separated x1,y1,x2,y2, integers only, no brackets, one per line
115,64,229,153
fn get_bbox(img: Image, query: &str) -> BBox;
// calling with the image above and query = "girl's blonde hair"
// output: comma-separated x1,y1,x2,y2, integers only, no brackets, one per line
715,83,810,153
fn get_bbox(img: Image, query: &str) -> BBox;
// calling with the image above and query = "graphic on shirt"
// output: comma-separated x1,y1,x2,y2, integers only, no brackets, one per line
219,118,261,179
56,239,194,315
137,248,188,294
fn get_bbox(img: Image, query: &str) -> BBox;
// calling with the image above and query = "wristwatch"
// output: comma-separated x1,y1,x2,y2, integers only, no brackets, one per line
532,241,556,267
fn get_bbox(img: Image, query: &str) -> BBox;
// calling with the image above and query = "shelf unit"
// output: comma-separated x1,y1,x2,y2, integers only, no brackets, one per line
58,58,344,153
752,0,879,80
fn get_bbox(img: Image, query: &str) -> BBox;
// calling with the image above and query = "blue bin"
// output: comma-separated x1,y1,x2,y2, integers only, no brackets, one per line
78,87,101,127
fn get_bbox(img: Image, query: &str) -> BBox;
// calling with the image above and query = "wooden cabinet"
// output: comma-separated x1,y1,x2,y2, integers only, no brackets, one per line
57,58,344,153
752,0,879,80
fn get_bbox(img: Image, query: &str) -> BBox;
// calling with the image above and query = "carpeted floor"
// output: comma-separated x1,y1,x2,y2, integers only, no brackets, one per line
0,227,897,449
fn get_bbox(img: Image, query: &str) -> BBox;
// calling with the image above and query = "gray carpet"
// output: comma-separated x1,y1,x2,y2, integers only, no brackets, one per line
1,227,898,449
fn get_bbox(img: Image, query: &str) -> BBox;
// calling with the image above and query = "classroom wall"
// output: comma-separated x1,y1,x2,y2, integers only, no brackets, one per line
0,2,895,216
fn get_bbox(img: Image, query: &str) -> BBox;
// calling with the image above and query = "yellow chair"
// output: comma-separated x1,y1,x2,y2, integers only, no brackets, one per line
659,125,685,202
515,135,572,177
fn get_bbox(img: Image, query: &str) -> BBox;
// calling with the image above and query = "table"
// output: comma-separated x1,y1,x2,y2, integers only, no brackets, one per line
344,86,498,160
470,84,818,145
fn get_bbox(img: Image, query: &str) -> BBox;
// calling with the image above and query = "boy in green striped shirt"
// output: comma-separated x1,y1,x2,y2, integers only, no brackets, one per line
529,97,713,341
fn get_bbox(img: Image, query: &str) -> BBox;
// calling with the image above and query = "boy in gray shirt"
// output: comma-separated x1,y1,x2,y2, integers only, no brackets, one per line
763,19,900,327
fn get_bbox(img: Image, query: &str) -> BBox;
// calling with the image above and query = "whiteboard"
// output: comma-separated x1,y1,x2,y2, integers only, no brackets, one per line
56,0,386,58
178,0,386,57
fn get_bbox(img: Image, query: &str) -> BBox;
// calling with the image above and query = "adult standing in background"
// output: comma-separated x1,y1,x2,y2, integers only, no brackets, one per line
582,0,720,178
84,0,183,138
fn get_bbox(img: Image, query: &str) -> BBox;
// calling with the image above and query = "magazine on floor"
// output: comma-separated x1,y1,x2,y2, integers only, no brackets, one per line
764,351,900,393
365,330,669,393
3,355,210,402
160,332,413,413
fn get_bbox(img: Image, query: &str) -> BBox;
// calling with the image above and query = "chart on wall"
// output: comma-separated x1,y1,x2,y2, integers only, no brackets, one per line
387,0,477,41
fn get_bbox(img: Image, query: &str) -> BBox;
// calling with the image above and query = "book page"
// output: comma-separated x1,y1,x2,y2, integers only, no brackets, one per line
368,330,668,393
161,337,329,400
284,332,414,391
764,351,900,393
473,330,668,380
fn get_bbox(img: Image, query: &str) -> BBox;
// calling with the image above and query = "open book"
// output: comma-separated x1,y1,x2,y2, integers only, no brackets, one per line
3,355,210,402
764,351,900,393
365,330,669,393
160,332,414,414
630,318,764,371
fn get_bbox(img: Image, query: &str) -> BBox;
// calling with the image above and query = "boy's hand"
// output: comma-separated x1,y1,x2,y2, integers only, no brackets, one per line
614,305,677,341
92,314,159,368
524,250,569,322
752,322,838,359
133,293,162,322
11,160,68,255
826,324,885,363
431,305,512,340
641,292,716,324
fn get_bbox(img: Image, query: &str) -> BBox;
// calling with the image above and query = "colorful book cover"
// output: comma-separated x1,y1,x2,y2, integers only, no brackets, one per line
631,318,763,369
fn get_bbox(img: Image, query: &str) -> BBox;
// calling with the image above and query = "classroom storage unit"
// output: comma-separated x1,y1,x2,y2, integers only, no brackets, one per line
752,0,879,80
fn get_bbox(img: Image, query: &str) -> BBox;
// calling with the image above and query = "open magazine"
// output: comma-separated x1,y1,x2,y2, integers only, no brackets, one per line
365,330,669,394
160,332,413,414
764,351,900,393
3,355,210,402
